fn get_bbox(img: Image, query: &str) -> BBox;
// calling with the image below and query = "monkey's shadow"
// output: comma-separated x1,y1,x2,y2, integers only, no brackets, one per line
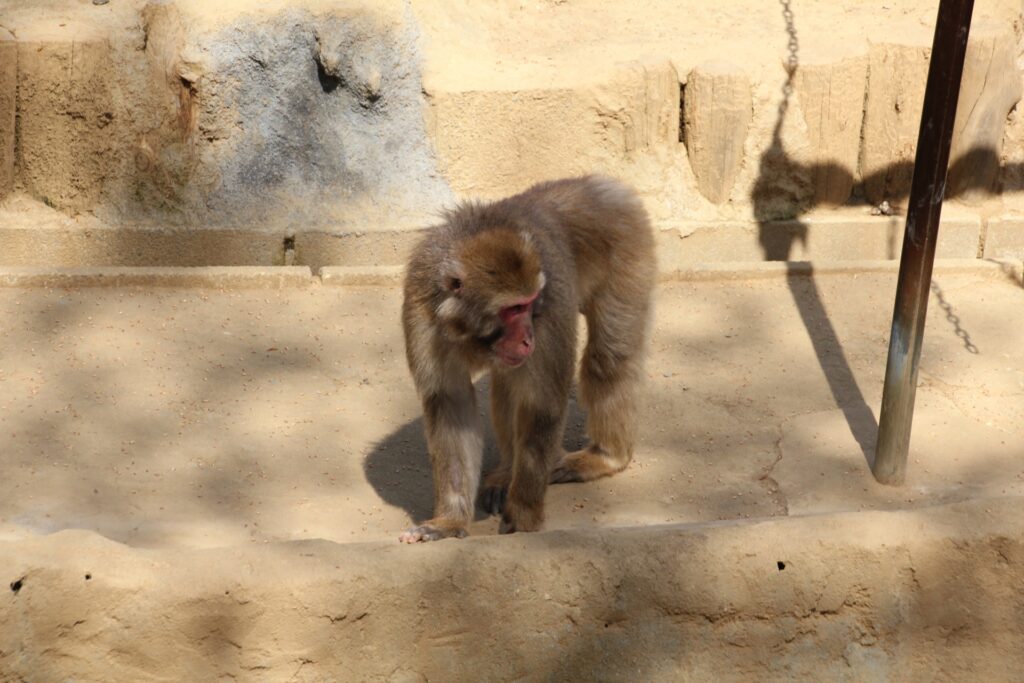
363,377,588,522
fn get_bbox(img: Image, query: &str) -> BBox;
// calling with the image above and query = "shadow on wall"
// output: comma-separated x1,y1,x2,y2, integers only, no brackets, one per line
752,2,1013,246
753,147,1005,259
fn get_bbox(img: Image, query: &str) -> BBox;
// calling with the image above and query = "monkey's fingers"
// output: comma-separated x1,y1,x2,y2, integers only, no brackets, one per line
398,522,468,543
479,485,508,516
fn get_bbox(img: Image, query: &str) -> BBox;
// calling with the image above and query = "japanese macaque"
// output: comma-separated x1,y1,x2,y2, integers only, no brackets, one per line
399,175,656,543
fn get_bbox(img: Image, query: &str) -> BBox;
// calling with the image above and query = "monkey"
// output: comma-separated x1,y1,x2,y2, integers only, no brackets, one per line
398,175,656,543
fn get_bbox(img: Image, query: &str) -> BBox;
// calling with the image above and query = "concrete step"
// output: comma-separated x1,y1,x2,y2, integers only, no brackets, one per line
1,258,1021,289
3,497,1023,680
3,204,1024,270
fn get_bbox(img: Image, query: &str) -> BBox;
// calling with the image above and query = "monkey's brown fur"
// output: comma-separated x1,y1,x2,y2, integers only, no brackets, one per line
399,175,656,542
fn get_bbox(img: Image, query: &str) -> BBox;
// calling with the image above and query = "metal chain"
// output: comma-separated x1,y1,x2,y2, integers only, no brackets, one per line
778,0,799,121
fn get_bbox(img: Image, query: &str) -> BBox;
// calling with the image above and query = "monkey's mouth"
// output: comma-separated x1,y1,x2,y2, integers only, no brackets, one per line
496,353,529,368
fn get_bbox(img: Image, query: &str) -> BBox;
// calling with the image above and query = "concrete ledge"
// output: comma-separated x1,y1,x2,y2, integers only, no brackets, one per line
295,229,426,270
0,215,988,272
659,258,1024,282
0,266,315,288
320,265,405,286
658,214,982,268
985,217,1024,259
0,261,1019,289
1,497,1022,680
0,225,287,267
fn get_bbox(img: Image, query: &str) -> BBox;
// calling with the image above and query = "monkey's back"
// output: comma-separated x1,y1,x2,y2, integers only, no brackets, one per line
510,175,656,310
406,175,656,318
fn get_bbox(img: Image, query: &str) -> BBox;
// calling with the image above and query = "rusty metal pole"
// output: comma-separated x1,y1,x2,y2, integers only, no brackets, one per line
873,0,975,485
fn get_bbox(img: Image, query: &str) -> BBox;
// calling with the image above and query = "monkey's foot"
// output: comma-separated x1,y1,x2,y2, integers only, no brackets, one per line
550,446,628,484
499,504,543,534
479,485,508,516
398,520,468,544
479,469,511,516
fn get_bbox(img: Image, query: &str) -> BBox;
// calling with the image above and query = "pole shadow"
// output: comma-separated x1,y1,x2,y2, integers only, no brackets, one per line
753,0,879,464
753,2,1005,464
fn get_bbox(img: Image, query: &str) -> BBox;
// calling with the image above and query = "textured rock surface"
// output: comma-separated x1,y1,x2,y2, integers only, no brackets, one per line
2,498,1023,681
1,0,1022,248
947,22,1022,200
794,57,868,207
16,35,116,213
0,29,13,200
861,43,931,205
129,1,453,228
683,62,752,204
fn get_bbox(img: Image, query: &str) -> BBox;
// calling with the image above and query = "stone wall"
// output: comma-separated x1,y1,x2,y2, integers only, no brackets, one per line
0,0,1022,265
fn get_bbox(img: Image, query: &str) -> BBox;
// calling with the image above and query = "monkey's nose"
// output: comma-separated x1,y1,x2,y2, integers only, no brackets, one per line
521,338,531,350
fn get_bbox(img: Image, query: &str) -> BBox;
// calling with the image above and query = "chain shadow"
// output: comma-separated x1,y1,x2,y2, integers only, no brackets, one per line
754,1,1012,465
754,0,879,464
930,280,980,354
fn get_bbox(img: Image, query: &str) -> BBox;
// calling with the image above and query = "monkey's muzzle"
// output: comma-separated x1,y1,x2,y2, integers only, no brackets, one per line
495,294,538,367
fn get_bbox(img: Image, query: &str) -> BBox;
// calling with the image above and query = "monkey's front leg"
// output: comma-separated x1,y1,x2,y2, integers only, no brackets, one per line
500,404,565,534
480,375,516,516
399,383,483,543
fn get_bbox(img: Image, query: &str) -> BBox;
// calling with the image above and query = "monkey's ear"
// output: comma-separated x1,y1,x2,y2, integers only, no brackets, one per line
445,275,463,293
442,260,465,294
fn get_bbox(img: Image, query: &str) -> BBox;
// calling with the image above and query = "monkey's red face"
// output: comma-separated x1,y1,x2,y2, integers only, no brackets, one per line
435,283,543,368
494,292,539,367
438,227,546,368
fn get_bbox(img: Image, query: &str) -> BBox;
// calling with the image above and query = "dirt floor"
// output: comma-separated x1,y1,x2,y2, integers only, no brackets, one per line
1,265,1022,550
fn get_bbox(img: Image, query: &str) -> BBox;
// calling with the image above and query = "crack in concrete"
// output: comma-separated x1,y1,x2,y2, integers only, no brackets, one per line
756,411,828,517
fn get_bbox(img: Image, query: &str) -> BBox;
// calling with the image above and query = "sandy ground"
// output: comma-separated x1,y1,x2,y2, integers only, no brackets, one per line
1,267,1022,550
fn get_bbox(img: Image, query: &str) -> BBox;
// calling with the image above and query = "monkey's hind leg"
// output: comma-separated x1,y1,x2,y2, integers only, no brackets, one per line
551,293,650,484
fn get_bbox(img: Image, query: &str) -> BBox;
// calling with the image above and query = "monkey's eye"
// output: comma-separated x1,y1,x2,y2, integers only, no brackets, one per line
506,303,527,315
476,327,503,346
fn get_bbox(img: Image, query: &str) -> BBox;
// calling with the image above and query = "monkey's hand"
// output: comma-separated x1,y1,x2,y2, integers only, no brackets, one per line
398,519,468,543
479,469,511,516
479,485,507,516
